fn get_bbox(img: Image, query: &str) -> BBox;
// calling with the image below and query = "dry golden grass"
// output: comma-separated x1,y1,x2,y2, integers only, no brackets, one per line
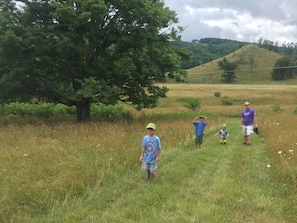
156,83,297,111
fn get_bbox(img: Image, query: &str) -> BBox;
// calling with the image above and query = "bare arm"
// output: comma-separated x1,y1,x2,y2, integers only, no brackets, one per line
156,149,161,162
192,116,198,124
254,116,258,127
139,147,145,161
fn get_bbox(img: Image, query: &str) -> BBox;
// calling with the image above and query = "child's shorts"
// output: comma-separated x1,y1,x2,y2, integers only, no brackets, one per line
195,136,203,144
142,161,158,174
242,125,254,136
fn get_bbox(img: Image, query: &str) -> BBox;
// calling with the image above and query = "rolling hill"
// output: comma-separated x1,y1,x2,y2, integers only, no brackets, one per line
185,44,296,84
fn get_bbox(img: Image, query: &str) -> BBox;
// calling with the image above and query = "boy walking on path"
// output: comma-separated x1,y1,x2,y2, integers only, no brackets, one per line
214,124,229,144
192,115,208,148
139,123,161,180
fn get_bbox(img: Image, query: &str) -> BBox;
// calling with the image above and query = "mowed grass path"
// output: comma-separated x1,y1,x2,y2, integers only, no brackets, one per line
39,118,295,223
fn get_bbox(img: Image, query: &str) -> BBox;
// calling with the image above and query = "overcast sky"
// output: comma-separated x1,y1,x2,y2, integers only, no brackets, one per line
164,0,297,44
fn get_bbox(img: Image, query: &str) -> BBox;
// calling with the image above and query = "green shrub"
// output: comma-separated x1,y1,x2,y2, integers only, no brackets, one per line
214,92,221,97
221,100,233,105
91,103,124,118
0,102,126,118
293,107,297,114
271,104,283,112
181,98,201,110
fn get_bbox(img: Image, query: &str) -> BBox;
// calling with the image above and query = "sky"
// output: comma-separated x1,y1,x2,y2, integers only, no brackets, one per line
163,0,297,44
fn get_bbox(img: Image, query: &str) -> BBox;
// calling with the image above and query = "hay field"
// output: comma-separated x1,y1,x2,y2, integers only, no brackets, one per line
153,83,297,115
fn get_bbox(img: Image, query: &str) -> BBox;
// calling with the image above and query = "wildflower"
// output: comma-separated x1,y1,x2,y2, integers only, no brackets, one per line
267,164,271,168
288,150,294,153
109,157,112,160
276,123,279,125
278,151,282,154
24,154,28,156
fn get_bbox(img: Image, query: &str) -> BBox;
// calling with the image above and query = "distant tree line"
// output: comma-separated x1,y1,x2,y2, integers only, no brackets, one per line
257,37,297,80
170,38,248,69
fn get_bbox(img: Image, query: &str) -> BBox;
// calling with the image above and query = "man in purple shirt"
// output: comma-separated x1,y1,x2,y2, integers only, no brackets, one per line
240,101,258,146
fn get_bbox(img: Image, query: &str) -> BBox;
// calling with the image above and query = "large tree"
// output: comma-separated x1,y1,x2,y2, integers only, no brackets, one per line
271,56,296,80
0,0,188,121
218,58,238,82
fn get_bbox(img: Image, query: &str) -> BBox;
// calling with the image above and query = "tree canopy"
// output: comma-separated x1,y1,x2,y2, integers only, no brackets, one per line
0,0,189,121
271,56,297,80
218,58,238,82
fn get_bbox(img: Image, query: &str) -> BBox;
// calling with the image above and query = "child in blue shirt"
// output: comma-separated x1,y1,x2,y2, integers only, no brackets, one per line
192,115,207,148
214,124,229,144
139,123,161,180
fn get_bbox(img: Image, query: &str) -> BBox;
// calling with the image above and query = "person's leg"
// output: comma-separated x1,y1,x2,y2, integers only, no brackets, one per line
246,135,252,145
142,161,150,179
242,126,248,144
149,163,157,180
243,135,247,144
198,136,202,148
246,126,253,145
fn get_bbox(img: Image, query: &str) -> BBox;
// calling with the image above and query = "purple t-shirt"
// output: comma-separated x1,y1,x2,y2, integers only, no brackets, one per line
242,108,256,126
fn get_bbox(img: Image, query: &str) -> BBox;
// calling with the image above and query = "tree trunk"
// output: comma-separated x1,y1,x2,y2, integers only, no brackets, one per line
75,98,91,122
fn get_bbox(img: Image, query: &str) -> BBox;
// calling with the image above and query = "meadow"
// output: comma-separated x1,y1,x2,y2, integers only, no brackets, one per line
0,84,297,222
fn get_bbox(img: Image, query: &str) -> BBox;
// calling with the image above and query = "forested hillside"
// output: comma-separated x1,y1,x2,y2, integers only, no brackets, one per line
172,37,297,84
170,38,249,69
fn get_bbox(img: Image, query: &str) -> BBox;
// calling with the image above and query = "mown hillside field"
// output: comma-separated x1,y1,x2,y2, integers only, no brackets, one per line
185,44,297,84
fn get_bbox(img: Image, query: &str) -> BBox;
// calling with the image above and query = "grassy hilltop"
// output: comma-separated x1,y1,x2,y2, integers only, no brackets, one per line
186,44,297,84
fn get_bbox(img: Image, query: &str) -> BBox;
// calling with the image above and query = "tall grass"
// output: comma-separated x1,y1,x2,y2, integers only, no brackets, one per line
260,111,297,186
1,84,297,222
0,114,223,221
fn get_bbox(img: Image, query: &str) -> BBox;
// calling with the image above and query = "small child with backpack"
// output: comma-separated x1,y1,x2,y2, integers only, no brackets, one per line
214,124,229,144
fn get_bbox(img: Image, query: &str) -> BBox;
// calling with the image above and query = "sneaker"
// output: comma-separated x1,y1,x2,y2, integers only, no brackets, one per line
246,143,251,146
243,142,247,145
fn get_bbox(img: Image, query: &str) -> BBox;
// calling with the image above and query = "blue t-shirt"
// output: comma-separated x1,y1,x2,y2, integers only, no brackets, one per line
242,108,256,126
141,135,161,164
193,121,207,136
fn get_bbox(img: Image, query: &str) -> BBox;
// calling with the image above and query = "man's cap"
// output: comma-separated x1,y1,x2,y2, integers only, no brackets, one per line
146,123,156,130
199,115,204,119
222,124,226,127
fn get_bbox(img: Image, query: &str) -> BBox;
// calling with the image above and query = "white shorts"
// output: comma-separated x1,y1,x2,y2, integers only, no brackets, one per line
242,125,254,136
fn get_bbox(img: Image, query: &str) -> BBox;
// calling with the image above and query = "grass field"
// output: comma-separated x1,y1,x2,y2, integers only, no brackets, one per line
1,84,297,222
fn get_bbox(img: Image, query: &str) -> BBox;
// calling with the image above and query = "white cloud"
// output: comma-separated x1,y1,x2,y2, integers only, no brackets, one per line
164,0,297,44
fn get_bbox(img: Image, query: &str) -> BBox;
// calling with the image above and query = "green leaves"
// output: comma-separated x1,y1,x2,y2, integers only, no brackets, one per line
0,0,186,121
218,57,238,82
